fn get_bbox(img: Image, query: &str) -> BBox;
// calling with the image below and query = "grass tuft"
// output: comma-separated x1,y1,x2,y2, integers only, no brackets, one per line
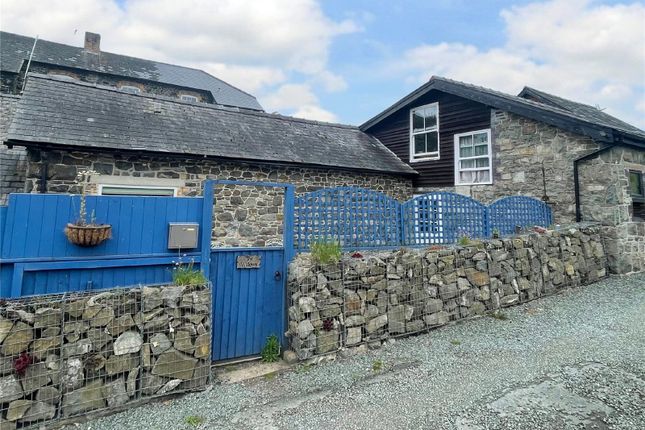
311,240,342,265
185,415,204,427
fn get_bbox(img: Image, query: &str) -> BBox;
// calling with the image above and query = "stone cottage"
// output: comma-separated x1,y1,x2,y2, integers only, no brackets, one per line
0,30,264,204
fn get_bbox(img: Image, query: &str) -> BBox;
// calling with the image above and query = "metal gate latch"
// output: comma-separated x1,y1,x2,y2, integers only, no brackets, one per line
274,271,282,281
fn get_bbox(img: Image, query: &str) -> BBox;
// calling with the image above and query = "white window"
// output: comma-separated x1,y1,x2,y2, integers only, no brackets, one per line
410,102,439,162
99,184,177,196
180,94,199,102
454,129,493,185
119,85,141,95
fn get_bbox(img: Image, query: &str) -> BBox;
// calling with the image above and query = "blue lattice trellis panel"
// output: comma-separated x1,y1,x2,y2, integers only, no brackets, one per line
488,196,552,236
294,187,401,250
401,192,488,246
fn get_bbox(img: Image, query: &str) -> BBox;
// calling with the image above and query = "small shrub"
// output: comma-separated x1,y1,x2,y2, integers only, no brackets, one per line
310,240,341,265
372,359,383,372
457,235,471,246
172,257,207,286
490,311,509,320
261,334,281,362
185,415,204,427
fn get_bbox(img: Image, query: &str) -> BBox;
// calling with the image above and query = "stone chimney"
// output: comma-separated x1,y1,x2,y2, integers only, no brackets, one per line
84,32,101,54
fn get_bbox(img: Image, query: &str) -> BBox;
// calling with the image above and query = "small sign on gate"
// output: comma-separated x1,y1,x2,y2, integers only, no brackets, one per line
236,255,261,269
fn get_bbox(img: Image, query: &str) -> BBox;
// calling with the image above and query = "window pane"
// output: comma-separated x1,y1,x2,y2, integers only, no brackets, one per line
460,146,473,157
474,144,488,156
424,106,437,128
475,157,489,168
459,135,473,147
461,159,475,169
414,134,426,154
413,111,424,131
473,132,488,144
476,170,491,183
629,172,643,195
426,131,438,152
460,171,473,183
101,186,174,196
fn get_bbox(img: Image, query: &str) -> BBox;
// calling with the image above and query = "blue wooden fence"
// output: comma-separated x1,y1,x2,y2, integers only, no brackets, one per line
1,193,205,297
294,187,400,250
294,188,552,250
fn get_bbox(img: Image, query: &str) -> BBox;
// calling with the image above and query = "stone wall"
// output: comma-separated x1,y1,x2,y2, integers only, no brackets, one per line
601,222,645,274
579,146,645,225
0,94,26,204
286,226,606,359
24,148,413,247
416,110,600,224
0,283,211,427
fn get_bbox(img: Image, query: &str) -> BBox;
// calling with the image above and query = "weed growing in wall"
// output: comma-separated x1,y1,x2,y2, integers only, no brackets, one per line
310,240,341,265
261,334,281,362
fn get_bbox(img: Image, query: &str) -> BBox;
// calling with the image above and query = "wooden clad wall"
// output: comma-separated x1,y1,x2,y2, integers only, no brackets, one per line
367,91,491,188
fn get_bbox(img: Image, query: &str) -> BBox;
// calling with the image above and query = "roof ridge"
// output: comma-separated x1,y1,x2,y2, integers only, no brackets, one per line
26,73,358,130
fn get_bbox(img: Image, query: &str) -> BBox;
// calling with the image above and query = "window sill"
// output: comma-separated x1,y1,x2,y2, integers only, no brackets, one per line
410,156,440,163
455,181,493,186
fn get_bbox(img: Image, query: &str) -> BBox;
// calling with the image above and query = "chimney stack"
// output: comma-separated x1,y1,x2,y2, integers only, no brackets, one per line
84,32,101,54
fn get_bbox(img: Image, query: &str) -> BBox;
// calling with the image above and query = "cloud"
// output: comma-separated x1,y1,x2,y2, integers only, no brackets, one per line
393,0,645,128
261,83,338,122
0,0,355,120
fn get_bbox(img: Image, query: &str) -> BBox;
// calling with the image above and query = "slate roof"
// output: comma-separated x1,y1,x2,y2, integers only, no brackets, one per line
361,76,645,146
6,75,416,175
0,31,263,111
518,86,645,137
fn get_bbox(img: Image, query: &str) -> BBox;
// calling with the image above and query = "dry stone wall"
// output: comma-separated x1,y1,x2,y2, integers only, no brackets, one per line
287,226,607,360
0,283,211,428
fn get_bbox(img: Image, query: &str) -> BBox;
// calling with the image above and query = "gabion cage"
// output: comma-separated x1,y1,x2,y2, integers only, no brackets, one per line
0,283,211,428
287,227,607,360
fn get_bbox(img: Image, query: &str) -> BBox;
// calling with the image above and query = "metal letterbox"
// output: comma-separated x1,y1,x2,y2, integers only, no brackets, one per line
168,223,199,249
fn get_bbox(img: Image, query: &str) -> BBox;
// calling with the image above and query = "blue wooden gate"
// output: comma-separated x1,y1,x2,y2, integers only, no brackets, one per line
207,180,295,362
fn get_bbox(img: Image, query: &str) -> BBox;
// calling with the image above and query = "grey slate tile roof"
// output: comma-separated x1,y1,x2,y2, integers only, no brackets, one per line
0,31,263,111
361,76,645,144
6,75,416,175
517,86,645,138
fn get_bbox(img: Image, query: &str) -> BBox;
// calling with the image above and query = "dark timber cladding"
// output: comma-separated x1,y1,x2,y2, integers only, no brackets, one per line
368,90,490,188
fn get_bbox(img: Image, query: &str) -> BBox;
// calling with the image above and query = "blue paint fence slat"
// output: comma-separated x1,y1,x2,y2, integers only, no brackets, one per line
294,187,552,250
0,193,205,297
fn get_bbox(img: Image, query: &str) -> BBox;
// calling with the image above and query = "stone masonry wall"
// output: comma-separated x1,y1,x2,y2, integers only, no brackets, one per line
287,226,606,359
0,94,27,205
579,146,645,225
24,149,413,247
417,110,600,224
601,222,645,274
0,283,211,427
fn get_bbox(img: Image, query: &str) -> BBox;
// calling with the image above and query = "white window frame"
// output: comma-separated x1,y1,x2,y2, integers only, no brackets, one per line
98,184,177,197
454,129,493,186
409,102,440,162
119,85,141,95
180,94,199,102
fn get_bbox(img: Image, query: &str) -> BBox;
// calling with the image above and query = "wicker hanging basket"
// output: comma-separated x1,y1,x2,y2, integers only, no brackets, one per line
64,223,112,247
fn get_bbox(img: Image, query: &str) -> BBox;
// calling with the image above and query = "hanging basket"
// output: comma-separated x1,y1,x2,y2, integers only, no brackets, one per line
64,223,112,247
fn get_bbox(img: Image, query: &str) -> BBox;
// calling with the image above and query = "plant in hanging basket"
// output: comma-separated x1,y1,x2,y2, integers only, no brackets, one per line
64,169,112,247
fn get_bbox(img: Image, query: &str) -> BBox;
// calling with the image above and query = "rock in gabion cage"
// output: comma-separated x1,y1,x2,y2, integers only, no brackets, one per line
287,227,607,360
0,283,211,428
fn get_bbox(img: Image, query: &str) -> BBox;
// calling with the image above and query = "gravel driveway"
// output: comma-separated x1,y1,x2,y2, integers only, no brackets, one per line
79,274,645,430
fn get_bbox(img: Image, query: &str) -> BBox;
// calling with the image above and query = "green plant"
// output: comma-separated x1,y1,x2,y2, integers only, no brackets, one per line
372,359,383,372
261,334,281,362
310,240,341,264
490,311,509,320
172,257,207,286
457,235,471,246
263,371,277,380
492,228,500,238
185,415,204,427
450,339,461,345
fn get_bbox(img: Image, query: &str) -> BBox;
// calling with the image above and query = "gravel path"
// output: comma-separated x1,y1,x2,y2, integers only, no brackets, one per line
78,274,645,430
